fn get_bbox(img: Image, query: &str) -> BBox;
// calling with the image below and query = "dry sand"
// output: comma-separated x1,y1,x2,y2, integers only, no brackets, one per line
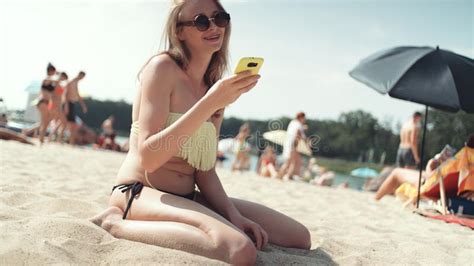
1,140,472,265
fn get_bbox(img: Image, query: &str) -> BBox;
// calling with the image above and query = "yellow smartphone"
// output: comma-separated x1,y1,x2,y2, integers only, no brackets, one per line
234,57,264,75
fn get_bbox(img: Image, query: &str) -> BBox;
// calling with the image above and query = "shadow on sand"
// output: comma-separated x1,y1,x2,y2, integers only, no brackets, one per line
256,245,337,265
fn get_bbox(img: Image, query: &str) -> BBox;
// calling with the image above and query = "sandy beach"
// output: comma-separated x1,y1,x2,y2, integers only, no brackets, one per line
1,140,472,265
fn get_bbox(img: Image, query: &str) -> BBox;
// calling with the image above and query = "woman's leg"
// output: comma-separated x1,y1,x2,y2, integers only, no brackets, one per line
278,153,292,179
294,153,302,177
267,164,278,178
374,168,420,200
259,165,270,177
231,152,240,171
195,194,311,250
91,186,257,265
233,152,246,171
283,152,298,181
57,115,67,143
37,104,50,144
242,154,250,170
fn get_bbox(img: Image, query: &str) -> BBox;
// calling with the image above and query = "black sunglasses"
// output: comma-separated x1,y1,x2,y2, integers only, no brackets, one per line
177,11,230,32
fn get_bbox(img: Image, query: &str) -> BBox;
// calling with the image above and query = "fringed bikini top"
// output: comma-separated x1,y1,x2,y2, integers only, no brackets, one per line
131,112,217,171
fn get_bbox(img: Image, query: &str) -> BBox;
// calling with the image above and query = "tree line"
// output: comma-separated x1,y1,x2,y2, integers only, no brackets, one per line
79,98,474,165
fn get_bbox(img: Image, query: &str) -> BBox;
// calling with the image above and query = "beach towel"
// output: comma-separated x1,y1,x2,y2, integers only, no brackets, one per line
418,212,474,229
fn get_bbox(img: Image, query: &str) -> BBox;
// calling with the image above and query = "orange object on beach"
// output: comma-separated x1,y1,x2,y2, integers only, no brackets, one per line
419,213,474,229
457,146,474,195
423,147,474,199
47,86,65,110
396,147,474,200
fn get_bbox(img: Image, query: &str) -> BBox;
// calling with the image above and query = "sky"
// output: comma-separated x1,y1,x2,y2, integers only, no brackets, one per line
0,0,472,125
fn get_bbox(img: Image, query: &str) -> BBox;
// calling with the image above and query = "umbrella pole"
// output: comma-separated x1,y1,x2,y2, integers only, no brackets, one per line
416,105,429,208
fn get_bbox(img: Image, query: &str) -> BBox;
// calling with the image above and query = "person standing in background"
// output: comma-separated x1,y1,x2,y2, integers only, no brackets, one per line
48,72,69,143
279,112,307,181
397,112,422,169
37,63,58,144
63,71,87,145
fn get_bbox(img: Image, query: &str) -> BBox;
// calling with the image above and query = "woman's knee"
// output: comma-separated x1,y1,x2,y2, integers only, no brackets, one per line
227,237,257,265
279,223,311,250
391,168,406,183
295,226,312,250
99,208,125,237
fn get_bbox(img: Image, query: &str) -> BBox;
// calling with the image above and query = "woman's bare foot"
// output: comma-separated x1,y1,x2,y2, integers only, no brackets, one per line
89,206,123,231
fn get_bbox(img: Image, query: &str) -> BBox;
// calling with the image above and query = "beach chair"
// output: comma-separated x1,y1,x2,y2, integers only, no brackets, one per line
395,146,474,216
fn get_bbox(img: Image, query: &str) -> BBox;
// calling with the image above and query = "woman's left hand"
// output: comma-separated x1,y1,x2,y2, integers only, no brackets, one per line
230,214,268,250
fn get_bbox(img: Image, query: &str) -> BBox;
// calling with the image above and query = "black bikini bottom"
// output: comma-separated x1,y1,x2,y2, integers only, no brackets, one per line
111,181,196,219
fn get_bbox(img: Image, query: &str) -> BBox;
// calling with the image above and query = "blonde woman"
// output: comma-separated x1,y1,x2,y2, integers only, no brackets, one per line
90,0,311,264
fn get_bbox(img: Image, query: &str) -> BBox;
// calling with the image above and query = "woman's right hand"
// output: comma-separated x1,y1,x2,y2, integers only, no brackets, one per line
205,71,261,110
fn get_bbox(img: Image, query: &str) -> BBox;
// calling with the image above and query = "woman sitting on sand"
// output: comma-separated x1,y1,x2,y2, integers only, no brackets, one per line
90,0,310,264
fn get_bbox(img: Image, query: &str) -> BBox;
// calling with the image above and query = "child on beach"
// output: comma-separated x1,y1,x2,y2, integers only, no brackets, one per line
258,146,278,178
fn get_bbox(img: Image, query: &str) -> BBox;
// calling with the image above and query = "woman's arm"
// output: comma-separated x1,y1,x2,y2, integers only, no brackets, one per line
196,109,268,249
195,168,240,219
195,168,268,249
138,56,260,173
425,158,440,174
267,163,278,178
138,56,214,172
195,108,240,219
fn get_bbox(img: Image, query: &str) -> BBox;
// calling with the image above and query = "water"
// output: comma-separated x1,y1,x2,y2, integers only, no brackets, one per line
114,135,129,146
332,173,366,190
220,153,366,190
220,152,260,170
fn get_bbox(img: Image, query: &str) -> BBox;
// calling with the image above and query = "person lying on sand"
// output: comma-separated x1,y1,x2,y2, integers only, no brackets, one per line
0,128,34,145
375,145,455,201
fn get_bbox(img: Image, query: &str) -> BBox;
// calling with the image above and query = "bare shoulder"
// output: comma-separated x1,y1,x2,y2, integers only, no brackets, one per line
141,54,181,79
140,54,183,94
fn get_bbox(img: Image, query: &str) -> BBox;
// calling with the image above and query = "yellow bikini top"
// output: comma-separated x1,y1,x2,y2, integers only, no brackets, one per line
131,112,217,171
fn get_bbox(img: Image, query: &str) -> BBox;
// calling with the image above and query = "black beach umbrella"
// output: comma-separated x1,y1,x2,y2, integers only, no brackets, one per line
349,46,474,207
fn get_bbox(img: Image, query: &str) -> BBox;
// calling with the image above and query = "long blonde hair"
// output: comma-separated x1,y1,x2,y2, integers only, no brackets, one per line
143,0,231,88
